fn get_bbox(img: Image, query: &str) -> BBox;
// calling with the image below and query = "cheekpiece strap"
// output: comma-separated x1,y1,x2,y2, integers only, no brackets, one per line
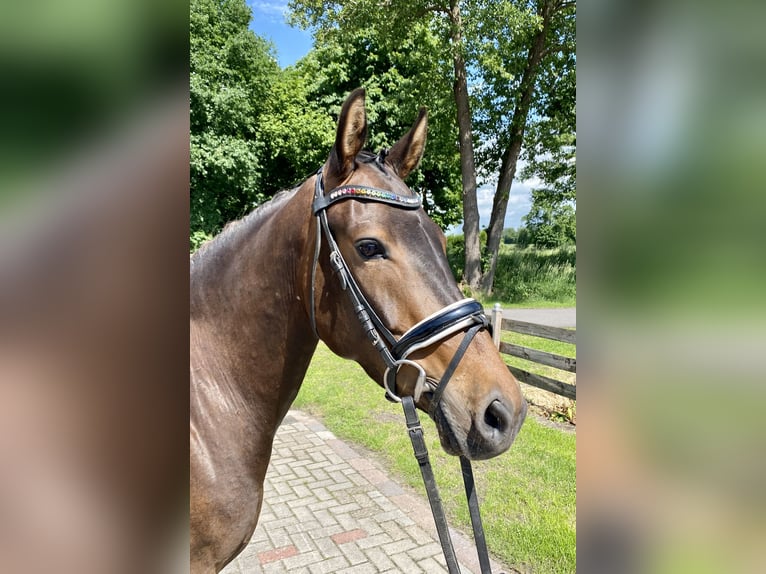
313,184,422,214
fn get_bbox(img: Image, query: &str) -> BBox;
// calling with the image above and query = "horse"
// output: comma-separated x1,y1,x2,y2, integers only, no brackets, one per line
190,88,527,573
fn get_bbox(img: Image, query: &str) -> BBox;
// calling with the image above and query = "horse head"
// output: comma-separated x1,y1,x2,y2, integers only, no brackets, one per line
309,88,527,460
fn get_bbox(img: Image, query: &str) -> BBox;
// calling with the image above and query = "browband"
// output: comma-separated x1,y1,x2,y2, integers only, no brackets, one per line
312,184,422,214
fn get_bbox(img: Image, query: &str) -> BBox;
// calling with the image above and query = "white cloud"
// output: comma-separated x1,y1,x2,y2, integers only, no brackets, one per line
445,175,535,235
248,0,288,21
477,178,534,227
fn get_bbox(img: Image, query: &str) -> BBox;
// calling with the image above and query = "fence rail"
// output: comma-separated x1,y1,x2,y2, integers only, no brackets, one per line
500,318,576,344
499,342,576,373
489,305,576,400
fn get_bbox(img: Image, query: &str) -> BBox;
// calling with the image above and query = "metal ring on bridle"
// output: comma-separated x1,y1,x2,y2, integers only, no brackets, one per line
383,359,428,403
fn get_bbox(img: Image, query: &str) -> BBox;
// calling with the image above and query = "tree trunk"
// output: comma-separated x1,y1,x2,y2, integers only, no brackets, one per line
479,0,554,294
449,0,481,290
480,136,524,294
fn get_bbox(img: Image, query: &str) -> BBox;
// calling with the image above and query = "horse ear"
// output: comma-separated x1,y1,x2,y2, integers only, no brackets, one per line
328,88,368,179
386,107,428,179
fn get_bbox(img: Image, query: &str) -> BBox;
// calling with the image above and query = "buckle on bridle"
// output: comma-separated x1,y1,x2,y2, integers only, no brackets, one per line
329,250,348,290
383,359,428,403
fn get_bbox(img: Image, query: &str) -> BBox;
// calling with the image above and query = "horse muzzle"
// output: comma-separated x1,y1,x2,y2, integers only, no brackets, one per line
433,390,527,460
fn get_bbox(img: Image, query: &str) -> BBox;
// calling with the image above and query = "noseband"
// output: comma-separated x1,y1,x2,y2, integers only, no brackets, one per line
309,166,489,410
308,165,497,574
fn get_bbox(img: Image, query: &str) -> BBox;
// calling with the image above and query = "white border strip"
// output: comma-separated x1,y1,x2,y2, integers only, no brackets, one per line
398,298,477,341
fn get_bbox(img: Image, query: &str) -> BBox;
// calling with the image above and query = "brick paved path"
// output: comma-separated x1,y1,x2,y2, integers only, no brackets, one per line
221,410,512,574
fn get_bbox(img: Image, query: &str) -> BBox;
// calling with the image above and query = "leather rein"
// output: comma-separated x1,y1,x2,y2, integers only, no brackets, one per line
309,166,498,574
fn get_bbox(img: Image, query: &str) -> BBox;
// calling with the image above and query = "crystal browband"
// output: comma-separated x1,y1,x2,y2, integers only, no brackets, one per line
312,184,422,214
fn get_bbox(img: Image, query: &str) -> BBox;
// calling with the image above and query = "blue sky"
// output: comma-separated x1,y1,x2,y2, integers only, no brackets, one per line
247,1,313,68
247,0,534,232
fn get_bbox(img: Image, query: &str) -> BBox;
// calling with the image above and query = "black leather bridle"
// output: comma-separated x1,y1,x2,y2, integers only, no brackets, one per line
309,164,498,574
309,166,489,403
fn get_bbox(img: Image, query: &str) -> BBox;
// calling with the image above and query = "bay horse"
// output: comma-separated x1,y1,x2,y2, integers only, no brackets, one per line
190,88,527,573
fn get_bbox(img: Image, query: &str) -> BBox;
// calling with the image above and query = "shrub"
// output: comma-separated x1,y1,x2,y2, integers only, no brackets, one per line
445,235,576,304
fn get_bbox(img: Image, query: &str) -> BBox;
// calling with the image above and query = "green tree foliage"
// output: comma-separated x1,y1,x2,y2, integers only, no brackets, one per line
289,23,464,228
289,0,575,293
502,227,519,244
190,0,463,248
289,0,488,278
520,35,576,248
521,130,576,247
469,0,576,292
524,200,575,247
190,0,575,264
190,0,278,246
256,68,336,195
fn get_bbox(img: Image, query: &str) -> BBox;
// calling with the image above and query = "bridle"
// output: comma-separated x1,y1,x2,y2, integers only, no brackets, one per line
309,165,489,405
308,164,499,574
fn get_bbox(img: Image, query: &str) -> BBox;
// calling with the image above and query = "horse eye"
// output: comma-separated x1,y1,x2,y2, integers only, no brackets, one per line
356,240,385,259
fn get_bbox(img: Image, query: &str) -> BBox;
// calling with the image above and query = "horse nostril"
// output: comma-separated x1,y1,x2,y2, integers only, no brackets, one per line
483,399,510,433
467,397,522,459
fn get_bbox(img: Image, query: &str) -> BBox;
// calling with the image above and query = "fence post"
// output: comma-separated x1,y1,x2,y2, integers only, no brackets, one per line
491,303,502,349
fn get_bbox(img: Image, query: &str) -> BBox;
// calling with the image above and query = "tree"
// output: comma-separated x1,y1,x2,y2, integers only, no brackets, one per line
471,0,576,292
520,69,576,249
502,227,519,244
190,0,279,247
256,68,336,196
521,130,576,247
524,200,575,247
289,0,576,293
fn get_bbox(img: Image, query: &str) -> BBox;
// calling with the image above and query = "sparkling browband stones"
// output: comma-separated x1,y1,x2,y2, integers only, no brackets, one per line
328,185,422,207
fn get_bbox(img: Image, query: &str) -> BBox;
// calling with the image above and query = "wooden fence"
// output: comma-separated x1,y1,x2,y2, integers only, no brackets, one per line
488,304,576,400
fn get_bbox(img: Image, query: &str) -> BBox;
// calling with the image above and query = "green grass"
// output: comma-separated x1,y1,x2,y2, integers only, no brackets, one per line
293,343,576,574
446,239,576,306
477,297,576,309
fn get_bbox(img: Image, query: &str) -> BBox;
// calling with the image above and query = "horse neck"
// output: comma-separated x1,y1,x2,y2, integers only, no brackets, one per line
190,182,318,424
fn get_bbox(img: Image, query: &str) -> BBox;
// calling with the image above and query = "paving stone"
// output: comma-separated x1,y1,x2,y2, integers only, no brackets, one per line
280,549,324,570
307,555,350,574
330,528,367,545
378,479,405,497
311,535,343,560
391,551,420,573
222,409,511,574
335,562,379,574
257,545,298,565
419,556,451,573
354,531,393,550
364,546,396,571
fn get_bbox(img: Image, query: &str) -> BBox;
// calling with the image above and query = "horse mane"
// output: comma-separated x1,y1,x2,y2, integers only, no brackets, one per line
191,187,298,265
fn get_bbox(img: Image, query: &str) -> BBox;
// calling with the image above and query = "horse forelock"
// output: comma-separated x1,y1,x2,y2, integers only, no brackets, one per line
354,150,418,197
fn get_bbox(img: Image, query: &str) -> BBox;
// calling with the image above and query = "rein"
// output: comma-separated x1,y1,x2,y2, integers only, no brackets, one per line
310,166,497,574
